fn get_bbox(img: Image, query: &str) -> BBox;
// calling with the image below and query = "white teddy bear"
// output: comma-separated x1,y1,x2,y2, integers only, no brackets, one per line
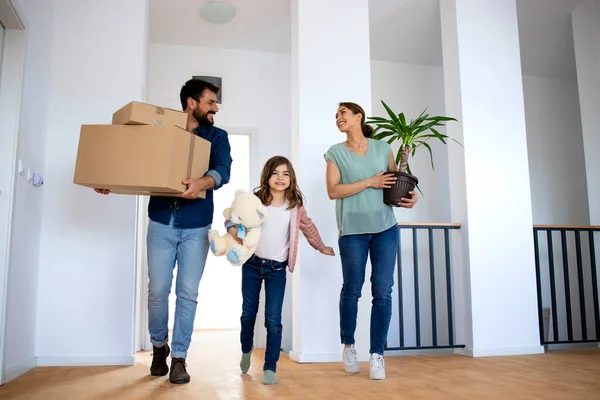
208,189,269,266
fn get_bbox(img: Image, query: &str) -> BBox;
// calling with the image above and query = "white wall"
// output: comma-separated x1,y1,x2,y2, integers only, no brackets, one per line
291,0,373,362
370,58,591,349
3,0,51,376
370,61,453,348
146,43,292,350
35,0,148,365
523,76,589,225
572,0,600,226
370,61,451,223
522,75,594,344
147,43,291,174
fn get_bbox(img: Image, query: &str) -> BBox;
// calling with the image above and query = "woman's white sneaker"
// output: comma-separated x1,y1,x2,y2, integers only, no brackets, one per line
343,345,360,373
369,353,386,380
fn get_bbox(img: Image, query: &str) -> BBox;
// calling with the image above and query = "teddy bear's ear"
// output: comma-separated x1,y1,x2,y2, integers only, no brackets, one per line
235,188,246,196
257,204,269,223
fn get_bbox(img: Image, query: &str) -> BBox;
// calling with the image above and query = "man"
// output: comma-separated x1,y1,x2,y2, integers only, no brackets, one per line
96,79,232,384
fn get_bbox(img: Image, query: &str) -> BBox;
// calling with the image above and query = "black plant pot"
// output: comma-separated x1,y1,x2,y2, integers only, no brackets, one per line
383,171,419,207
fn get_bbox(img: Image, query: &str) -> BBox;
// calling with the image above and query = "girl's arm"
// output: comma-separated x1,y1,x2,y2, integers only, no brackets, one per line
298,207,334,255
225,220,243,245
325,150,397,200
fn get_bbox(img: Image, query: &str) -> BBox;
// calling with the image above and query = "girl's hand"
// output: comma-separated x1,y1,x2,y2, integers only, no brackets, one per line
367,171,397,189
320,246,335,256
227,226,243,245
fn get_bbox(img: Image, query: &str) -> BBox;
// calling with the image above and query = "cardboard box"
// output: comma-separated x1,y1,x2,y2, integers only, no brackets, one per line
73,124,211,197
112,101,187,130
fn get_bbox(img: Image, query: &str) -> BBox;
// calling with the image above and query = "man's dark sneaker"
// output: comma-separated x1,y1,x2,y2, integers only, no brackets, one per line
169,357,190,384
150,344,170,376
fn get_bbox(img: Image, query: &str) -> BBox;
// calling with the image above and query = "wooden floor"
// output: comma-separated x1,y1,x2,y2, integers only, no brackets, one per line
1,330,599,399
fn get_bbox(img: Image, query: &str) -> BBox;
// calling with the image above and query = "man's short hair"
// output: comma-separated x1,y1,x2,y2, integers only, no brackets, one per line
180,79,220,111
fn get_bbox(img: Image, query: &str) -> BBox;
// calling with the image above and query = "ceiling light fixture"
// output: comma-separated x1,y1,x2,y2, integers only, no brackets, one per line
200,0,236,24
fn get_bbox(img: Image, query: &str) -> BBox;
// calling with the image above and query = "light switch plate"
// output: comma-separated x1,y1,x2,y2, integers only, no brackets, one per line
18,160,24,176
27,168,32,182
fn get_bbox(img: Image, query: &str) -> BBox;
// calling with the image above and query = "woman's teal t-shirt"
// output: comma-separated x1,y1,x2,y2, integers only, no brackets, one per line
325,139,397,237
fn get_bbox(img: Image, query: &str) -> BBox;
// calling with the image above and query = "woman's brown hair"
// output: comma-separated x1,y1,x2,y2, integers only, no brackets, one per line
338,102,373,137
254,156,304,210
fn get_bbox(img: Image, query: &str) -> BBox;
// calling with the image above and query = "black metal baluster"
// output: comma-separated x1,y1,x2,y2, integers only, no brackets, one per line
413,227,420,347
547,230,559,341
533,229,545,344
444,228,454,346
561,230,573,341
428,228,437,346
397,228,404,348
575,231,587,340
589,231,599,340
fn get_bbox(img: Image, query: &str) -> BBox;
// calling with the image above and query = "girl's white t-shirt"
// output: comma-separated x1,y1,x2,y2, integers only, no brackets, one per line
254,200,291,263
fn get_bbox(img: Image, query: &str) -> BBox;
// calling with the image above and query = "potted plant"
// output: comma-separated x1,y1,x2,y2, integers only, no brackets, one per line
366,100,460,206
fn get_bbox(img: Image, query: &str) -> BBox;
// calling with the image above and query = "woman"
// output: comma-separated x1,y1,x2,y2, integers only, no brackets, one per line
325,102,418,380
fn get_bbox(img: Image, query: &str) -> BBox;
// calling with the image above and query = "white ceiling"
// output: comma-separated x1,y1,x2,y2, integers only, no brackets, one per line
149,0,291,53
149,0,583,79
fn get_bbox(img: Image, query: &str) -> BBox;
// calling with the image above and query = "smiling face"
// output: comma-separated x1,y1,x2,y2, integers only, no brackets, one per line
189,88,219,126
335,105,363,133
268,163,291,194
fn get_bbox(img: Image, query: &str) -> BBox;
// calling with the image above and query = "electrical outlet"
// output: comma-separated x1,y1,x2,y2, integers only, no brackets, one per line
18,160,24,176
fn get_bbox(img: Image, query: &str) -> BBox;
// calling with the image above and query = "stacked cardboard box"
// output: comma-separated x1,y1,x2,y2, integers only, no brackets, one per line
73,102,211,198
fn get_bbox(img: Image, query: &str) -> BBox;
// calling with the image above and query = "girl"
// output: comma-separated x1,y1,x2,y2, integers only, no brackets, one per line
325,102,418,380
227,156,335,385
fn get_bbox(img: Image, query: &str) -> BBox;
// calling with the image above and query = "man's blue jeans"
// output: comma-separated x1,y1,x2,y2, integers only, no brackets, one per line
338,225,399,355
147,216,210,359
240,254,287,372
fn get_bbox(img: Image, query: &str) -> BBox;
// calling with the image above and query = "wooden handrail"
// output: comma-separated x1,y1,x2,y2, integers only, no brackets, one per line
534,225,600,230
397,222,461,228
395,223,599,229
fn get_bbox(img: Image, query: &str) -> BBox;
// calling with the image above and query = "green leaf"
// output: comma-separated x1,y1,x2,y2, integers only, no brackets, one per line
365,117,392,124
372,131,396,140
380,100,404,133
405,164,423,197
422,141,435,170
414,133,448,145
429,127,463,146
426,116,458,122
373,123,399,132
412,120,439,135
398,112,407,127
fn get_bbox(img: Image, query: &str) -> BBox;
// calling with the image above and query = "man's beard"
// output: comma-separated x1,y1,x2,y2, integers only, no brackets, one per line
192,109,215,126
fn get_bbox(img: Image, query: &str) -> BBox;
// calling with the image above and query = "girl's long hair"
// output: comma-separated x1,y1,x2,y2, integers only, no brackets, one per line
254,156,304,210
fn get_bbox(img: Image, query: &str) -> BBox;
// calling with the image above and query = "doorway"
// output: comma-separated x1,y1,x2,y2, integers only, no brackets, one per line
167,134,251,331
134,131,257,353
0,0,26,385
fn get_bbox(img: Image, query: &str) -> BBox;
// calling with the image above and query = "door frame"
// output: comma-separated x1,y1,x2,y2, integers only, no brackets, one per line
133,128,259,352
0,0,27,385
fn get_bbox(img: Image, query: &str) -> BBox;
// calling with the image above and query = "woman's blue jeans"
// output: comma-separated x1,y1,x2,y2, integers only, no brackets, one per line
338,225,399,355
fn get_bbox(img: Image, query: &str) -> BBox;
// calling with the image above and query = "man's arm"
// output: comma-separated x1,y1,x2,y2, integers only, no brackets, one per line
205,133,232,191
179,132,233,199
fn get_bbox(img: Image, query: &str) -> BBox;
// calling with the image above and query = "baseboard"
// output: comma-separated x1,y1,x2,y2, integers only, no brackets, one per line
386,348,456,357
3,357,37,383
289,351,342,363
456,345,545,357
37,355,135,367
548,342,598,351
